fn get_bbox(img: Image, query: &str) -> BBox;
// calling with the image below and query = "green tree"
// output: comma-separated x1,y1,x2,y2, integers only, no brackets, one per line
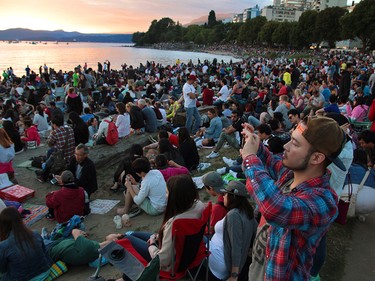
238,16,267,44
297,10,318,48
208,10,217,28
224,22,243,42
315,7,347,48
272,22,293,47
258,21,280,46
289,22,303,48
341,0,375,52
183,25,202,42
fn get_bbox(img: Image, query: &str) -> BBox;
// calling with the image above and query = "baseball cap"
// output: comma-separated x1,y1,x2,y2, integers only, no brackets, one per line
39,101,47,106
202,171,224,193
220,181,248,197
188,74,197,81
300,116,346,171
60,170,75,183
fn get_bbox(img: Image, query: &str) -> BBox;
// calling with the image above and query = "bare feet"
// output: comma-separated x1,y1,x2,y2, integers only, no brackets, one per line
116,207,126,215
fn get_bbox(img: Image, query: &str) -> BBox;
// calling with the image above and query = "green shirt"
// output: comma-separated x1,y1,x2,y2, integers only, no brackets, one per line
73,73,80,87
49,236,100,265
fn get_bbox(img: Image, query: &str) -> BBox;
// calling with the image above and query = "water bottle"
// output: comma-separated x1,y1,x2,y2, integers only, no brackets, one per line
113,215,122,229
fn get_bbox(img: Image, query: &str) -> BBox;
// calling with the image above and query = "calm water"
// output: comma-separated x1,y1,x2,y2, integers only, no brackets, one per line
0,42,239,77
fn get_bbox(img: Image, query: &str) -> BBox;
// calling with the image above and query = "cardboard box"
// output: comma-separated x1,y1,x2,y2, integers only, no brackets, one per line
0,185,35,202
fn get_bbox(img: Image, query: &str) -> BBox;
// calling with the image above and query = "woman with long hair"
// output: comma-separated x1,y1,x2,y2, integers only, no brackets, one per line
178,127,200,170
32,105,49,131
0,207,51,281
158,138,185,167
68,111,89,145
0,128,18,183
65,87,83,115
208,181,257,281
2,120,23,154
115,102,131,138
119,174,205,278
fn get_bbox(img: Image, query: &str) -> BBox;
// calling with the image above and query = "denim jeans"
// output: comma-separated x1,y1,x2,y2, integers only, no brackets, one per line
125,231,153,262
248,116,261,128
185,107,201,134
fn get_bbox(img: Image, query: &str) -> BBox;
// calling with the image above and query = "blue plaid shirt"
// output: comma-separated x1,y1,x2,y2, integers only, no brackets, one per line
243,143,338,280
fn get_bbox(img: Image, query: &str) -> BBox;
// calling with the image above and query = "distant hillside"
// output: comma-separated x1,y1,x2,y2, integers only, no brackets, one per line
183,13,234,26
0,28,133,43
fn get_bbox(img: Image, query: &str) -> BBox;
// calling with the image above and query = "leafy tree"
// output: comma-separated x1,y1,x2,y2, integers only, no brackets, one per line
341,0,375,52
258,21,280,46
272,22,293,47
183,25,203,42
224,22,243,42
289,22,303,48
208,10,217,28
315,7,347,48
238,16,267,44
297,10,318,48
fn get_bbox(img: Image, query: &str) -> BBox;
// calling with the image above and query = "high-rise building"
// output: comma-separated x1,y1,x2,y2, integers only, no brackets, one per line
311,0,348,11
243,5,261,21
262,5,303,22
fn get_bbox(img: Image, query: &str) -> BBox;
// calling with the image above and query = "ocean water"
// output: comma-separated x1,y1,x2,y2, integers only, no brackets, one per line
0,42,239,77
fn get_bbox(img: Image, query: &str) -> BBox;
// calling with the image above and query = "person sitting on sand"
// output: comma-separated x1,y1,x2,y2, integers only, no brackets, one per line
117,157,167,218
154,154,189,182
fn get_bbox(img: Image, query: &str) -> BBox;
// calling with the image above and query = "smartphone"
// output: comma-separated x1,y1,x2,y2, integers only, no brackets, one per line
50,178,58,185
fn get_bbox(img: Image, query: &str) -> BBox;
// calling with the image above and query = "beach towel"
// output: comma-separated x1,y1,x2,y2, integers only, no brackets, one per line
22,203,49,226
90,199,121,215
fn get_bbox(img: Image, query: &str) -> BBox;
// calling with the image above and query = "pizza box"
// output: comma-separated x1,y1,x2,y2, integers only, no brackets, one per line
0,185,35,202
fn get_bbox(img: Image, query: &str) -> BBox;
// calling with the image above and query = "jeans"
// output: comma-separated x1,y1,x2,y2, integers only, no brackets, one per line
185,107,201,134
248,116,261,128
125,231,153,262
215,132,240,152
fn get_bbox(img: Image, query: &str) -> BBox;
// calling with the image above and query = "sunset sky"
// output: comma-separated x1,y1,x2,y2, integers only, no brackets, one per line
0,0,359,34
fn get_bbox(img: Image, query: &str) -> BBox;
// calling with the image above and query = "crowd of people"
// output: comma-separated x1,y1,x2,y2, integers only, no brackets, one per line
1,48,375,281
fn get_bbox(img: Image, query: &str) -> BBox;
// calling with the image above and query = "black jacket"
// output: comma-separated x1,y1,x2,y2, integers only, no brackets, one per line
68,156,97,196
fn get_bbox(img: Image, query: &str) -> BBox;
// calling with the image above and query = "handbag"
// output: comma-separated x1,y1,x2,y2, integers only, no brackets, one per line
335,173,353,225
347,168,371,218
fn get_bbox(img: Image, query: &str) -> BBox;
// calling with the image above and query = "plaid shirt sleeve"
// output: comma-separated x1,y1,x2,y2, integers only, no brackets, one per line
243,153,337,230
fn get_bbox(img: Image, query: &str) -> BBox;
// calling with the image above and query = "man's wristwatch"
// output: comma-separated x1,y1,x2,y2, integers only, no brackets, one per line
231,272,239,278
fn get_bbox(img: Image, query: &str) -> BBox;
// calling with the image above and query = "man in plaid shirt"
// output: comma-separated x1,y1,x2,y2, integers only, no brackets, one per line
36,115,75,182
241,117,345,280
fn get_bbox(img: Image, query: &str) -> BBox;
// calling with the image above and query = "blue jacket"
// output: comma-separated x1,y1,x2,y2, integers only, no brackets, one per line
205,116,223,142
0,231,51,281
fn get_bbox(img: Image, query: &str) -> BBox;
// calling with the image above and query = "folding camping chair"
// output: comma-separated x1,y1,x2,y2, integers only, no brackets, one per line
98,202,212,281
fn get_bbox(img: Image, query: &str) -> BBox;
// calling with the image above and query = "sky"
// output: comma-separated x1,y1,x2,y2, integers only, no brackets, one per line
0,0,360,34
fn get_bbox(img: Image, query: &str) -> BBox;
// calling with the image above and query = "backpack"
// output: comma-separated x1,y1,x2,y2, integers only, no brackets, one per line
50,215,85,241
51,150,67,175
104,120,119,145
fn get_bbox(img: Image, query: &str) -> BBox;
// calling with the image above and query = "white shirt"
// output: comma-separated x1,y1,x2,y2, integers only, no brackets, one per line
183,82,196,108
218,85,230,101
33,113,49,131
115,113,130,138
133,170,167,213
209,218,226,279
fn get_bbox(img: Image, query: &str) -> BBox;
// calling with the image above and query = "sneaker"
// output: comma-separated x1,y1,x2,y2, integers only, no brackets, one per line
148,135,157,143
310,274,320,281
41,227,50,240
128,207,142,218
223,157,235,167
229,170,238,178
216,167,227,175
45,213,55,221
197,163,211,172
206,151,219,159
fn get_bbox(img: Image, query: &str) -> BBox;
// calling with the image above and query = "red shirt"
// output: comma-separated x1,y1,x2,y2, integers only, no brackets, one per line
169,134,179,147
210,195,227,231
277,85,288,96
46,185,85,223
202,88,214,105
